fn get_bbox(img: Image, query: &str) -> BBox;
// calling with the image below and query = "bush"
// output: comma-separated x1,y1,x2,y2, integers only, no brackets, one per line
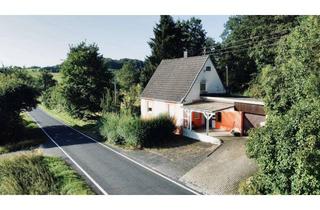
244,100,320,194
242,16,320,195
99,113,176,148
117,115,143,148
140,115,176,147
0,154,93,195
99,112,123,145
238,175,264,195
41,85,66,111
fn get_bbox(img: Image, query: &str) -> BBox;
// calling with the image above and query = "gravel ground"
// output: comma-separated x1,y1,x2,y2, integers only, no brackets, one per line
180,137,257,195
123,136,218,180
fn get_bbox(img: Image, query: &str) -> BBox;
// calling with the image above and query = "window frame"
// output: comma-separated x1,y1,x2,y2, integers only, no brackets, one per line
200,80,206,93
147,101,153,112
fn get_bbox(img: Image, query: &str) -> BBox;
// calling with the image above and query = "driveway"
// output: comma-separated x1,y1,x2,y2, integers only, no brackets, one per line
29,108,198,195
180,136,257,194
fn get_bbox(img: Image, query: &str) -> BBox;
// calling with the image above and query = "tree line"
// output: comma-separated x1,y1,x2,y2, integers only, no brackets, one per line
42,15,212,118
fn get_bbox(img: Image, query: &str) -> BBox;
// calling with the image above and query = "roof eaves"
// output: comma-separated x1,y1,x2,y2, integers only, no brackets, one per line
140,59,165,97
140,96,180,104
180,55,209,104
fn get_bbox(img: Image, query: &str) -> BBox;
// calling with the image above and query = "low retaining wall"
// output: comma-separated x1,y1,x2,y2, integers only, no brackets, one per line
182,128,221,145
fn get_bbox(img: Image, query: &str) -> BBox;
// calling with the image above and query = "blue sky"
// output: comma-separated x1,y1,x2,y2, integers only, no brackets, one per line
0,16,229,67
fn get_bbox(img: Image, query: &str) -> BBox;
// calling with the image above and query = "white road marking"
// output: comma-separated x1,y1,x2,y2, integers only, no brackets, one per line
36,109,200,195
28,113,109,195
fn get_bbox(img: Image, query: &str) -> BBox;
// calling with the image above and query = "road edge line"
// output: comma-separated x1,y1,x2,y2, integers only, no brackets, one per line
28,113,109,195
38,108,201,195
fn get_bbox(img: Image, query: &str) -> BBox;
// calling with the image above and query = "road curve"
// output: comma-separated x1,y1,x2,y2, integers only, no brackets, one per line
29,108,197,195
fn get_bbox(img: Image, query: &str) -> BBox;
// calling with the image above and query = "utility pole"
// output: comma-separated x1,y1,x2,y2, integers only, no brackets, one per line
225,65,229,87
225,65,229,94
113,79,117,104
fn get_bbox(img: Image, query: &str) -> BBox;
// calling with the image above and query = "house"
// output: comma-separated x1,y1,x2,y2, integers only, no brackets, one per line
140,53,266,144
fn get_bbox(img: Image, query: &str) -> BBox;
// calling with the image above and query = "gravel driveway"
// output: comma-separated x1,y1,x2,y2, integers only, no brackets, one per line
180,137,257,194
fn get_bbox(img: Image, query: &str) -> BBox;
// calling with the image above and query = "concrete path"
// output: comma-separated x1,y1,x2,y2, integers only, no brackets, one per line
180,137,257,194
29,108,199,195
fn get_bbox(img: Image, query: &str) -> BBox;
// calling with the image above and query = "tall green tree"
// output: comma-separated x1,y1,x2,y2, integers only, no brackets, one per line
60,42,112,118
148,15,184,66
115,62,139,91
0,73,39,143
178,17,207,56
140,15,209,87
140,15,183,87
39,71,57,91
217,15,300,93
241,16,320,195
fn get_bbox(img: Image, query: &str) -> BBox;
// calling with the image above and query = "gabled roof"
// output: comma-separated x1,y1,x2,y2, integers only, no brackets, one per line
141,55,209,103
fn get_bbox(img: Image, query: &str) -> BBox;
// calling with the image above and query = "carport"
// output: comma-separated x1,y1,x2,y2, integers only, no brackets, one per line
182,101,234,141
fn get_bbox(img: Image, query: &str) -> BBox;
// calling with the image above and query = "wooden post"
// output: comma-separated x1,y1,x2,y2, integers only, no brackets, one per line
204,113,214,136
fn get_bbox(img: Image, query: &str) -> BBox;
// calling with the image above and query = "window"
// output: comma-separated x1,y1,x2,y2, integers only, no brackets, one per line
147,101,152,112
205,66,211,71
200,80,206,93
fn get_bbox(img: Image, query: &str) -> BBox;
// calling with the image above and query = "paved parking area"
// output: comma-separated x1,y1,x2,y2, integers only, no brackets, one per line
180,137,257,194
124,136,218,179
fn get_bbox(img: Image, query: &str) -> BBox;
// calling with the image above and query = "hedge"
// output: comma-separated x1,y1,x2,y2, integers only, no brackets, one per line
99,113,176,148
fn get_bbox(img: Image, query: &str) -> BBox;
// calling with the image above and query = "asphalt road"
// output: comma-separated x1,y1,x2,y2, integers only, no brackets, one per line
29,108,197,195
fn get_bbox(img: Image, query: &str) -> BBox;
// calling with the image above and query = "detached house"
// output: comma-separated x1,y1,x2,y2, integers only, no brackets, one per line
141,53,265,144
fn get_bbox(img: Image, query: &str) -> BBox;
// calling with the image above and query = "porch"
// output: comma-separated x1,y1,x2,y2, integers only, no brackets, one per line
182,101,234,144
194,128,233,137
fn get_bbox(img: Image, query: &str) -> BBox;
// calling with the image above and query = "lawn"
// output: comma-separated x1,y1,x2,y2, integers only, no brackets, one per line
0,153,94,195
0,112,46,154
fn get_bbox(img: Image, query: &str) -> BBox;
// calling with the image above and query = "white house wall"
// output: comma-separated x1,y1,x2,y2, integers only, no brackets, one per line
184,58,226,104
141,98,184,126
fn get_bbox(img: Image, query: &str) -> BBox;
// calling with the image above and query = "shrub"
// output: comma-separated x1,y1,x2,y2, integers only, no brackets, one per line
117,115,143,148
241,16,320,195
99,112,123,145
141,114,176,147
243,100,320,194
99,113,176,148
41,85,66,111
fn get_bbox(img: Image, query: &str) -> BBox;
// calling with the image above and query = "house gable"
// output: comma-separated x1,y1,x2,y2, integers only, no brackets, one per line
140,55,210,103
182,58,226,104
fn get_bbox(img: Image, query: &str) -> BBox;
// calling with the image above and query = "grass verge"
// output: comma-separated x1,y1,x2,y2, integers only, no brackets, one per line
0,152,94,195
39,105,102,140
0,112,46,154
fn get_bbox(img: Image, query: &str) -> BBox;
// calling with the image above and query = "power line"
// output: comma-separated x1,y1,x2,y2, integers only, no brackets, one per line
221,27,291,46
204,31,290,55
210,33,287,54
207,42,279,56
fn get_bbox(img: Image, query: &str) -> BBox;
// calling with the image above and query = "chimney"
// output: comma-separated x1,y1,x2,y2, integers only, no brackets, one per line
183,51,188,58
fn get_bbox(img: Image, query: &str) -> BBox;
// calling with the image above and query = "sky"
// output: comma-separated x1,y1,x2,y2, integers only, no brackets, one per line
0,16,229,67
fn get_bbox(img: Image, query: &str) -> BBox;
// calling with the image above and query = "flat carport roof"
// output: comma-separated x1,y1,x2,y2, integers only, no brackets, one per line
183,101,234,113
